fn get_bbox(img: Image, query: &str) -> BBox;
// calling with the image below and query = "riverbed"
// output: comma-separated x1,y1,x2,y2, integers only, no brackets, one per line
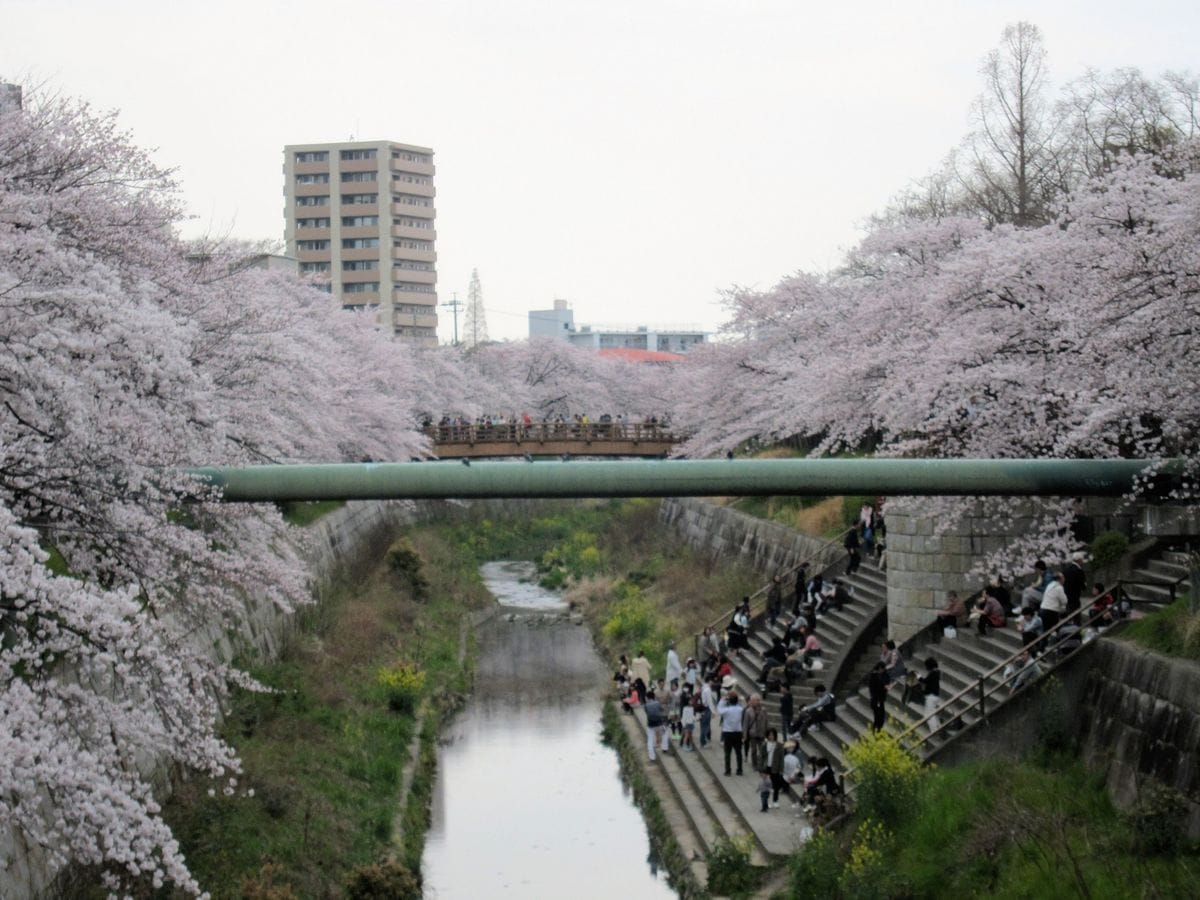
421,561,676,898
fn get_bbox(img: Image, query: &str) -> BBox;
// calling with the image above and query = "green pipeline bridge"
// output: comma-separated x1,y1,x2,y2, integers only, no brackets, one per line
424,422,680,458
188,457,1188,502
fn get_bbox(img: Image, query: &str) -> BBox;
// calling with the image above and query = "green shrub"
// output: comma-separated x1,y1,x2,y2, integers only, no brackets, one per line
376,662,426,714
838,819,897,900
1126,784,1188,855
844,731,924,826
600,582,673,658
1089,530,1129,570
789,828,842,898
706,834,762,897
387,538,429,598
345,860,421,899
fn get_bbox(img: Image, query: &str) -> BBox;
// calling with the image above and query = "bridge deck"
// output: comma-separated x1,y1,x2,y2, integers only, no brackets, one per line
427,423,680,459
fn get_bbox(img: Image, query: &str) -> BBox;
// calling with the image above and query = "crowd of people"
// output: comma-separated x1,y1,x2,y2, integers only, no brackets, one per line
425,412,672,442
614,635,843,818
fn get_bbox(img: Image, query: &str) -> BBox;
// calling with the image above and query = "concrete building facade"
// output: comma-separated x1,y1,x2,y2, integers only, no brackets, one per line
528,299,707,353
283,140,437,346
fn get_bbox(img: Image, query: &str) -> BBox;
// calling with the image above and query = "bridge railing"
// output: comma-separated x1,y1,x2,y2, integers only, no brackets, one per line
425,422,680,445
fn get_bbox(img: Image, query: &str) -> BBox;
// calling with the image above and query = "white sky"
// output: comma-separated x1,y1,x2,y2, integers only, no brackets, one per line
3,0,1198,342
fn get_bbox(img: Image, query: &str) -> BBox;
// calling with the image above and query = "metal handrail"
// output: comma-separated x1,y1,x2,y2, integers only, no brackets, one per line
426,422,682,445
693,525,858,659
838,581,1161,799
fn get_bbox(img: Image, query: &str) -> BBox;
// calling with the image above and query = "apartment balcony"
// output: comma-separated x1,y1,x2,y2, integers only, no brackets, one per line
392,311,439,330
338,200,379,215
391,248,437,264
339,158,380,174
294,182,330,197
391,224,437,241
394,289,437,305
340,247,381,262
340,225,379,240
289,227,331,241
293,160,331,176
391,201,435,220
392,268,437,285
388,179,435,198
297,249,334,263
389,158,434,177
340,289,380,303
341,269,381,284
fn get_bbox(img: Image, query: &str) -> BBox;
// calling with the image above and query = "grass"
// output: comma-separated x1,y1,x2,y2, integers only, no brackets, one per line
1124,589,1200,661
784,755,1200,899
76,525,491,899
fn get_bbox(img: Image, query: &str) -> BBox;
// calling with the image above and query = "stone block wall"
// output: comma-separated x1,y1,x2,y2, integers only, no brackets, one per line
1076,639,1200,837
658,497,843,579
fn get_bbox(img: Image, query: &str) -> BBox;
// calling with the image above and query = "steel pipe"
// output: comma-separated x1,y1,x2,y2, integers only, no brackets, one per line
186,458,1185,502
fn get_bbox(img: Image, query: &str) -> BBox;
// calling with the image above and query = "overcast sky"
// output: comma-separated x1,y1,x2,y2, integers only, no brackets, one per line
4,0,1198,342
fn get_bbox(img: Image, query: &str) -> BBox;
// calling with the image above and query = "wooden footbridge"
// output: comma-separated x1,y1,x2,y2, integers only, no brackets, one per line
424,422,681,459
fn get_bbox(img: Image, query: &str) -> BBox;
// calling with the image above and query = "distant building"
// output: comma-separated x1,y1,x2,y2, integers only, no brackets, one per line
283,140,437,346
528,299,707,353
0,82,22,113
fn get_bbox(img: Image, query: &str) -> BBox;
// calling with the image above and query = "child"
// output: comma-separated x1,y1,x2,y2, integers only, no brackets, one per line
758,770,772,813
680,692,697,751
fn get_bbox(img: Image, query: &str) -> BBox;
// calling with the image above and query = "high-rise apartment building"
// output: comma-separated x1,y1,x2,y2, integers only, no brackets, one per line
283,140,437,346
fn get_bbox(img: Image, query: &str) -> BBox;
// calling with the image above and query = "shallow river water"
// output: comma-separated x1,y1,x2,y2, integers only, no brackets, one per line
421,561,676,898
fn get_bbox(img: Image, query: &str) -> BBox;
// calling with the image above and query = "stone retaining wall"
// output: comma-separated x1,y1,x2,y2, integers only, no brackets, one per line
1076,639,1200,837
658,497,843,578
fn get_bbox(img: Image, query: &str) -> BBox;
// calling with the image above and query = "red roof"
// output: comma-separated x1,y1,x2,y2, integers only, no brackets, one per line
597,348,685,363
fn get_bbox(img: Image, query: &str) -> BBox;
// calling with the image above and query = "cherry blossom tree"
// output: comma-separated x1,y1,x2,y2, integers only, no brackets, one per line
0,89,432,893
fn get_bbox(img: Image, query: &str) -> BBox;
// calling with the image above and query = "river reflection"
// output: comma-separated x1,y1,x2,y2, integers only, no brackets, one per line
422,562,676,899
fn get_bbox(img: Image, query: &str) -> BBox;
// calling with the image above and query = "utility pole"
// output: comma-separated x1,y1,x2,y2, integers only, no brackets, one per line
441,292,462,346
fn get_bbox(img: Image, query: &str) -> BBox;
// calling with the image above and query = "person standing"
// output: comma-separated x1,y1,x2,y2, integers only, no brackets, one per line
762,728,787,808
743,693,768,771
779,684,795,738
792,564,809,616
868,661,889,732
643,690,669,761
630,651,653,688
665,641,683,686
699,676,717,747
766,575,783,628
1040,571,1068,632
1063,554,1087,615
718,690,746,776
918,658,941,737
758,770,773,813
844,527,861,576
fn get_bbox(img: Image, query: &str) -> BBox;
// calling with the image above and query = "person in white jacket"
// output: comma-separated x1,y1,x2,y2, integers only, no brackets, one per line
665,641,683,685
1039,571,1069,632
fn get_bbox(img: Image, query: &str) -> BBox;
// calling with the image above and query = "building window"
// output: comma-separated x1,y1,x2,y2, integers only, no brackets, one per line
341,193,378,205
297,240,330,251
344,281,380,293
394,281,435,293
297,217,331,228
392,173,432,185
301,261,331,273
394,238,434,251
342,237,380,249
340,148,377,160
393,193,433,207
391,150,432,164
295,173,330,184
315,283,333,293
341,215,379,227
296,195,329,206
395,303,434,315
343,260,378,271
395,217,432,229
394,260,433,271
294,151,329,163
341,171,377,182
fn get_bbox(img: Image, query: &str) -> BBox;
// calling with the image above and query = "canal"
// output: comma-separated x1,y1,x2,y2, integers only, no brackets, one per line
421,561,677,898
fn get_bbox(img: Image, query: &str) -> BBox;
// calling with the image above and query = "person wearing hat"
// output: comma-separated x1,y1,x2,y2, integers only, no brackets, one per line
717,687,745,776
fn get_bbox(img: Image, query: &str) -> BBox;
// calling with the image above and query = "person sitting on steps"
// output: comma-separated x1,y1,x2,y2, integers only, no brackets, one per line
790,684,835,738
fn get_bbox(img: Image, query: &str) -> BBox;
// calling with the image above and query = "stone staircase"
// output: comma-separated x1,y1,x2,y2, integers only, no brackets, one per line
1123,549,1195,608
